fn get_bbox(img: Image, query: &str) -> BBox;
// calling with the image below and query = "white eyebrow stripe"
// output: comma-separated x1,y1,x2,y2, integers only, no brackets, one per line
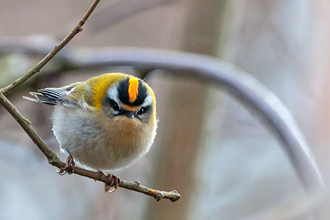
106,83,121,104
143,94,153,107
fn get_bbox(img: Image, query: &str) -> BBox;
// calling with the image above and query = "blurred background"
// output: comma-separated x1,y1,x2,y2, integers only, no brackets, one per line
1,0,330,219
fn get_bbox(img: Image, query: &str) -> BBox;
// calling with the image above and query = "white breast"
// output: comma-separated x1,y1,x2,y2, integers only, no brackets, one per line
52,106,156,171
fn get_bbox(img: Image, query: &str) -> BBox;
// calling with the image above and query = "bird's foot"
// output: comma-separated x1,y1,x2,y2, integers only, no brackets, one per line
59,154,75,175
98,171,121,193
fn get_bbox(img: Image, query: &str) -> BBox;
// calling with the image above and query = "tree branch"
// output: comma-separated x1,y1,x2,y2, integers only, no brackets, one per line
0,93,61,164
0,0,180,202
0,0,100,96
0,93,181,202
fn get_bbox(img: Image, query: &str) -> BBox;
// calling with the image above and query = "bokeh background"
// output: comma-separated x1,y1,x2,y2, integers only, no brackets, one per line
1,0,330,219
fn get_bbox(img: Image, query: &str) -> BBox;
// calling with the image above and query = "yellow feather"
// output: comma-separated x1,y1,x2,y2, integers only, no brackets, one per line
74,73,157,126
87,73,127,111
144,81,157,127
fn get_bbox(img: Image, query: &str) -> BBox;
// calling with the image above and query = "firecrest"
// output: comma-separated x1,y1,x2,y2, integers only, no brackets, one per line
24,73,157,189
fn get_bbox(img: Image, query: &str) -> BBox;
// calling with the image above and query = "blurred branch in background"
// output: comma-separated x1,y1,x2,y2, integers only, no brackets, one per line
0,39,325,194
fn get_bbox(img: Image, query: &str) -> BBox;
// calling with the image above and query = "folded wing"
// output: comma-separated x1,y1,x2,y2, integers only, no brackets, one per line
23,83,80,108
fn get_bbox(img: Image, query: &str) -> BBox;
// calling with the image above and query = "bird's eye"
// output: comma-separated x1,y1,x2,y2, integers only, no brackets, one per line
109,99,120,111
138,107,145,115
138,106,150,115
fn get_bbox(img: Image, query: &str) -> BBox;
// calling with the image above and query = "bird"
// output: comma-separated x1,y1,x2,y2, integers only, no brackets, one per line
24,73,157,191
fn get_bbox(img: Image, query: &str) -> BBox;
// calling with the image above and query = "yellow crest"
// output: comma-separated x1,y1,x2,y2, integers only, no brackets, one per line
81,73,127,111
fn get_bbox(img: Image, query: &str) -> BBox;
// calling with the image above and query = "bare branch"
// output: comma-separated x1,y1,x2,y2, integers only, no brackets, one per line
73,166,181,202
0,93,181,202
0,0,181,202
0,93,61,164
0,0,100,95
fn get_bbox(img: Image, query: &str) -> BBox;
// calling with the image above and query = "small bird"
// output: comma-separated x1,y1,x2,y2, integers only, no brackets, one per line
24,73,157,191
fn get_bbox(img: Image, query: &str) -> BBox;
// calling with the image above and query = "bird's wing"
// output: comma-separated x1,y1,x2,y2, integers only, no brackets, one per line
23,82,83,108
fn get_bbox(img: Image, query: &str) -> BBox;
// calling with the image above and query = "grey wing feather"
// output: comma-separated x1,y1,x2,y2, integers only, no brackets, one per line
39,88,67,100
23,85,79,107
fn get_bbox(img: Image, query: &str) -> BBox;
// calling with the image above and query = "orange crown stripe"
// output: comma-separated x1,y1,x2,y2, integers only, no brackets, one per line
128,78,139,103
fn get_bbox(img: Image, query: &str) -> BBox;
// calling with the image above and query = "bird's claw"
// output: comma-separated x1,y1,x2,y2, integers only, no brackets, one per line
105,174,121,193
59,154,75,175
98,171,121,193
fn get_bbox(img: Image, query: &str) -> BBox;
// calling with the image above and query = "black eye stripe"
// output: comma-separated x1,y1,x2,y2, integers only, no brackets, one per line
108,98,120,111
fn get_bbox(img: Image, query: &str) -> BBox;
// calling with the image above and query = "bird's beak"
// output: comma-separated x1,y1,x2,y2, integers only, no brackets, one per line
124,111,135,119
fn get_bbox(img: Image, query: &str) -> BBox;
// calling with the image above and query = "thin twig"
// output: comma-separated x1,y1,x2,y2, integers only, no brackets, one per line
0,0,100,96
0,93,61,164
0,93,181,202
0,0,180,202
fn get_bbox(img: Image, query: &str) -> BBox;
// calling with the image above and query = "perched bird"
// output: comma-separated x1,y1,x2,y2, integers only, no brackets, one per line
24,73,157,191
